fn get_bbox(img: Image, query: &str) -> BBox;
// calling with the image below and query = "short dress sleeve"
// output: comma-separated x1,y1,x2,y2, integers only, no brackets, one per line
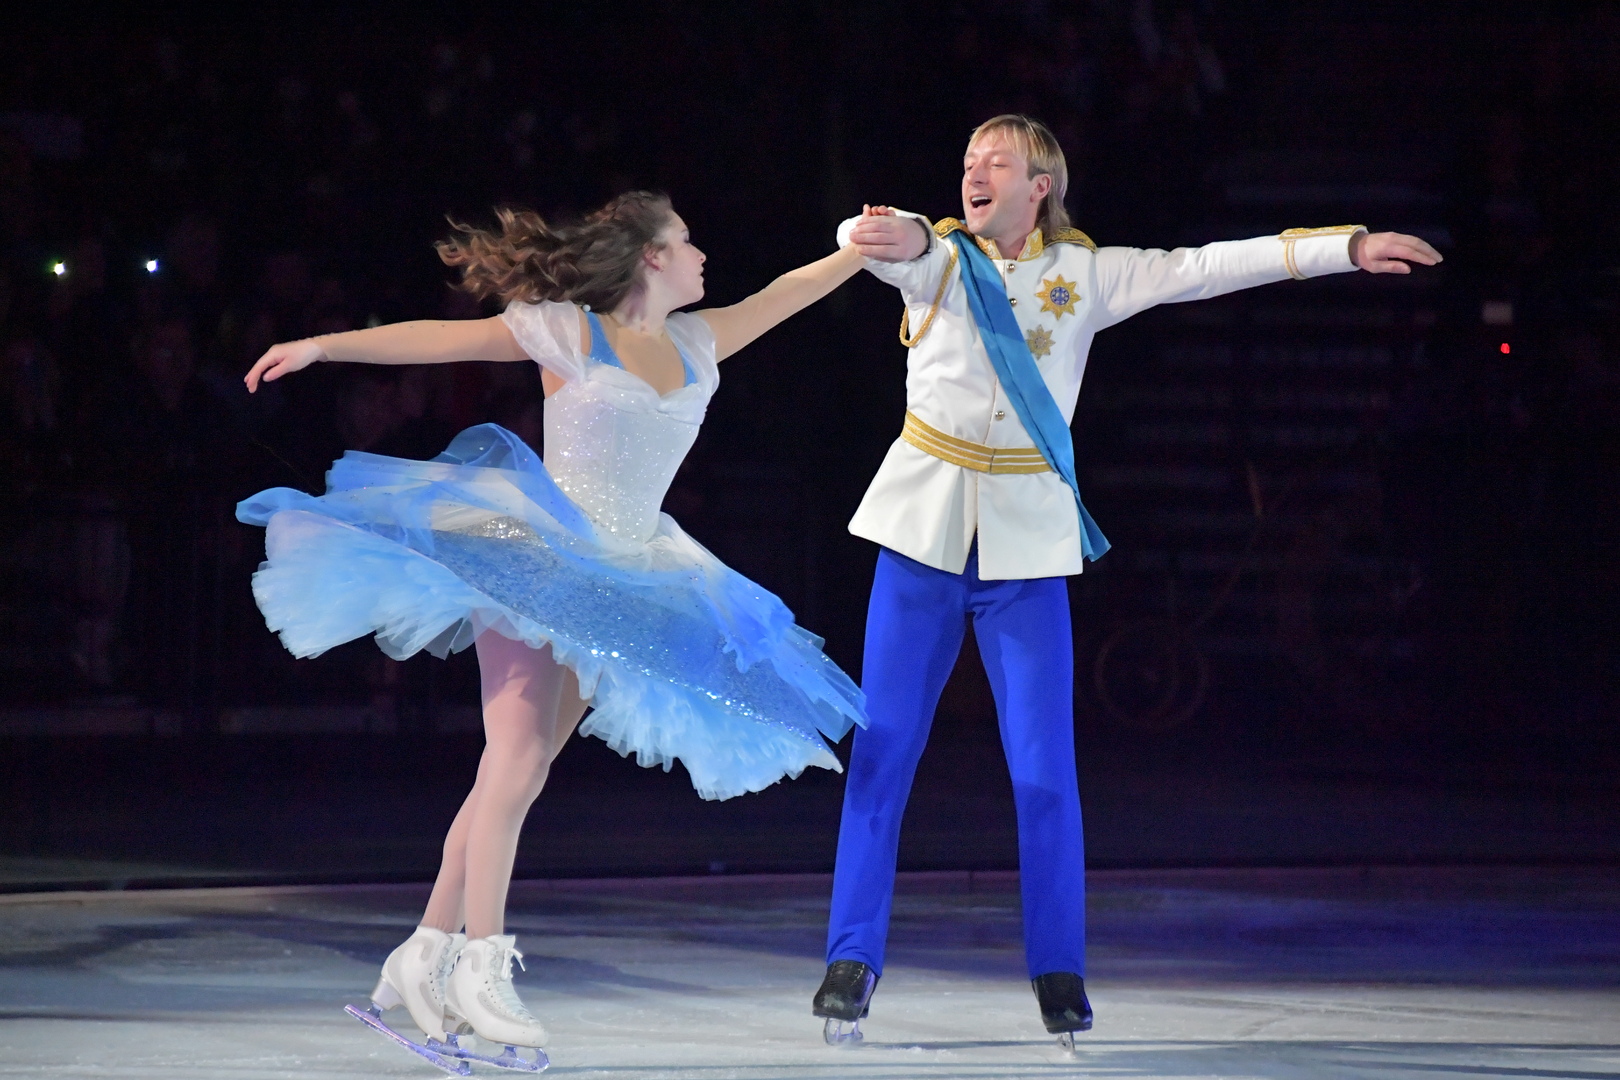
665,311,720,395
500,300,587,382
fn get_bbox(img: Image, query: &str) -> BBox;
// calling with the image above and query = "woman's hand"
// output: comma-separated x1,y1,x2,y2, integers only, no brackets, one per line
245,339,326,393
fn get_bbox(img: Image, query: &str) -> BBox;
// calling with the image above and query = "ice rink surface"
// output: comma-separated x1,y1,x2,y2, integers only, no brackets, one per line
0,866,1616,1079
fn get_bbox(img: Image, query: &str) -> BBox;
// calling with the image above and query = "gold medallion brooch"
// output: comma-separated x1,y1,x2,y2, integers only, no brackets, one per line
1036,275,1080,319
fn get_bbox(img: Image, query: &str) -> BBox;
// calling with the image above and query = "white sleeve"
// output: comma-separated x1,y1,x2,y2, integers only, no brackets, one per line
499,299,587,382
1089,228,1364,331
666,311,720,394
835,208,951,299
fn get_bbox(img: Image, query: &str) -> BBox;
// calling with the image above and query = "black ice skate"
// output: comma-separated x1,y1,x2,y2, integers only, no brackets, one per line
812,960,878,1044
1031,971,1092,1051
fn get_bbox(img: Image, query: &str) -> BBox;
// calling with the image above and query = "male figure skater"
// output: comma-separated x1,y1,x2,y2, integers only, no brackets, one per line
822,114,1440,1045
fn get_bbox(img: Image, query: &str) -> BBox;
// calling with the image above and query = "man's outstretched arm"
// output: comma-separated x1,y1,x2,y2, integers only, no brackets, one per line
1091,227,1441,330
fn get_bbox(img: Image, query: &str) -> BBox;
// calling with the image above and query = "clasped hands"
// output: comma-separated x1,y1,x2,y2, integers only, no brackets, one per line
848,205,929,263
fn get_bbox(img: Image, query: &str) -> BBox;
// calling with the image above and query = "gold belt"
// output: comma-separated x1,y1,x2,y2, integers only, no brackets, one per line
901,411,1051,474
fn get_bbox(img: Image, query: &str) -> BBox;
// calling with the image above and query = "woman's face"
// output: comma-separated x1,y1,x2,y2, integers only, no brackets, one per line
651,214,706,306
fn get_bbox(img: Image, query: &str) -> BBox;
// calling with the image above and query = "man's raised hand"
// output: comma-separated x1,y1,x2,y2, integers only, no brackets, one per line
850,204,930,263
245,338,326,393
1350,231,1443,275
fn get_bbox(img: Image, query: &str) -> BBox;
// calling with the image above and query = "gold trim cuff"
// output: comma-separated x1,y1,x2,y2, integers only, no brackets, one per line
1280,225,1365,239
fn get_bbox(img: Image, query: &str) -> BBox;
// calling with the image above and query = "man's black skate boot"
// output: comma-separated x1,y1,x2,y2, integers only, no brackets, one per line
1032,971,1092,1049
813,960,877,1044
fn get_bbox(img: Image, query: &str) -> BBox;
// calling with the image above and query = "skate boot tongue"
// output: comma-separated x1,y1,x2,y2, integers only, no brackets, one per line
446,935,549,1049
487,935,527,980
435,933,468,1011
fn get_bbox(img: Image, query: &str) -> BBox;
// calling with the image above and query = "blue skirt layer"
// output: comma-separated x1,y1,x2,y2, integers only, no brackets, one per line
237,424,865,800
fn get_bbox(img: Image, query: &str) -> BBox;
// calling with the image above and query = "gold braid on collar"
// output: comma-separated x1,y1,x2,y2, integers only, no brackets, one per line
933,217,1098,256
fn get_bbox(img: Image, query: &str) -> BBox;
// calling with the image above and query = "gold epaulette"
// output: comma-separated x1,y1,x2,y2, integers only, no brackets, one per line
934,217,1098,253
933,217,995,257
1048,227,1098,251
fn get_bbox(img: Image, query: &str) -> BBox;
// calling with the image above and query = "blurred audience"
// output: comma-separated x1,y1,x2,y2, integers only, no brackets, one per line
0,3,1612,709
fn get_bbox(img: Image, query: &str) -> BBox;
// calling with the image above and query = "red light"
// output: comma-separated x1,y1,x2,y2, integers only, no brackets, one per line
1499,342,1511,354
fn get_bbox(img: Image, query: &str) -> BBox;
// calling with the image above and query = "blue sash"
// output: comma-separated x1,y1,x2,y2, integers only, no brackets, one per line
944,232,1110,561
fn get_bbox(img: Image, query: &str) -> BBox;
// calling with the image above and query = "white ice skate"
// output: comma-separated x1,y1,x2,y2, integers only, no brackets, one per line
438,934,550,1072
346,926,470,1075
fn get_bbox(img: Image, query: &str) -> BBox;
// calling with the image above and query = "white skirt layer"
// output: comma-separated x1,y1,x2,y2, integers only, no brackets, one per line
237,425,865,800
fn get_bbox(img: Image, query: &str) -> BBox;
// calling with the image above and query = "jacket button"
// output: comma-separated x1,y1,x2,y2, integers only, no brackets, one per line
1006,263,1016,272
994,410,1006,420
1009,297,1018,306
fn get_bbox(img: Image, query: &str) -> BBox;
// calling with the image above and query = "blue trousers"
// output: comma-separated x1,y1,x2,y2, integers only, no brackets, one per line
826,545,1086,978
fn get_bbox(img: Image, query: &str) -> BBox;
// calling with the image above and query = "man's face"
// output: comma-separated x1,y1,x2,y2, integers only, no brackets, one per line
962,134,1051,242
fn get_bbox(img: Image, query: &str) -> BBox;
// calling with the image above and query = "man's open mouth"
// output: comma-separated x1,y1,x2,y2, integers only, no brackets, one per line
970,195,992,209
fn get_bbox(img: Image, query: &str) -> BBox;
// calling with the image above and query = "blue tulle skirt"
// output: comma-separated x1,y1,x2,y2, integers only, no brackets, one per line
236,425,865,800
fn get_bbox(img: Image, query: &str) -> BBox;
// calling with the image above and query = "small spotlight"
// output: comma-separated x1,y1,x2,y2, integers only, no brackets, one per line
51,261,67,277
144,259,160,273
1499,342,1511,355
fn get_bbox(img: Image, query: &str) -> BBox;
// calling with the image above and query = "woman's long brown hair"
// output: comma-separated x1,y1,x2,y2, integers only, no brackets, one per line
436,191,674,312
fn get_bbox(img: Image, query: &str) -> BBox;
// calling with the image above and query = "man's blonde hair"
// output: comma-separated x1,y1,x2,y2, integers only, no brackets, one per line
967,114,1071,237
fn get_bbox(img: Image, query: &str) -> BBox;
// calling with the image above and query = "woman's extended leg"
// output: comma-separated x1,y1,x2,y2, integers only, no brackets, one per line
420,633,587,936
419,779,479,934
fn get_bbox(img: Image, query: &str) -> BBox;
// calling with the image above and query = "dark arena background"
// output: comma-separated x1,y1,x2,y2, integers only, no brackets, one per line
0,4,1616,1078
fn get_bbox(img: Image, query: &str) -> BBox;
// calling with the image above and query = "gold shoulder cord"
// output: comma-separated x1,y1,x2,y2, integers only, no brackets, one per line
898,244,959,348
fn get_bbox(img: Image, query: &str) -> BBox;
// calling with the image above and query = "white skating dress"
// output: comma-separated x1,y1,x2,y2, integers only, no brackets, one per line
237,303,864,799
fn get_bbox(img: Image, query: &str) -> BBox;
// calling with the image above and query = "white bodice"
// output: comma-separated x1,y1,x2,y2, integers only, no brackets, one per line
501,301,719,543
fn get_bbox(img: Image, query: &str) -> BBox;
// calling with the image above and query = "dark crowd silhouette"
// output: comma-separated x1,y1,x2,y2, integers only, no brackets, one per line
1,4,1616,743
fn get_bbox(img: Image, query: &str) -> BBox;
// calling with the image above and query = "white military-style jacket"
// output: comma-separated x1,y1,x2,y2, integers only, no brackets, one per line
837,211,1365,581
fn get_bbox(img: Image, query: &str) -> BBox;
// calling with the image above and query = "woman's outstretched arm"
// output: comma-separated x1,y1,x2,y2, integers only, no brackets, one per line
244,315,528,392
697,244,866,362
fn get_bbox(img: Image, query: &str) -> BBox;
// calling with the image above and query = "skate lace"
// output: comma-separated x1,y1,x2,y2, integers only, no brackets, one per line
488,943,535,1021
432,941,460,1003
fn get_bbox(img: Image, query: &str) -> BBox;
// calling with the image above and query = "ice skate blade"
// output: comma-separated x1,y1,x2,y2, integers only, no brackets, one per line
1057,1031,1081,1053
429,1033,549,1073
346,1004,471,1076
823,1018,863,1046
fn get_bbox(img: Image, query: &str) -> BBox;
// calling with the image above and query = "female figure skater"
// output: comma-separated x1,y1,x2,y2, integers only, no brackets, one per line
239,192,872,1071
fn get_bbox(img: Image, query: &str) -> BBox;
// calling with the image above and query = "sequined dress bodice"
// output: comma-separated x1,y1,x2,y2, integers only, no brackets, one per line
537,311,715,543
